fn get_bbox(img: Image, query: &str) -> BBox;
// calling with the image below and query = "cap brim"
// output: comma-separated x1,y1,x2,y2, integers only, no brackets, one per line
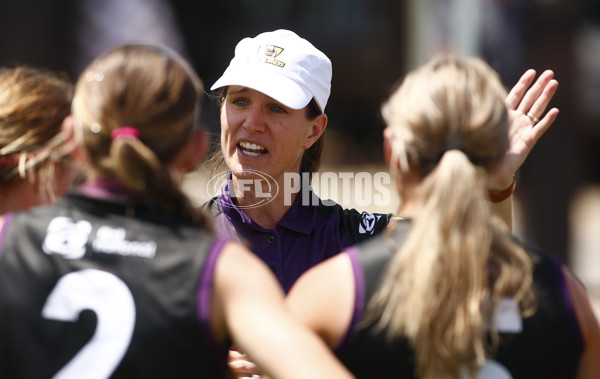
210,65,312,110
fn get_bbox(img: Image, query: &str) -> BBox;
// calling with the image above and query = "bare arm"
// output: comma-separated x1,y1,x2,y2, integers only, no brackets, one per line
562,267,600,379
490,69,559,229
211,242,354,379
286,253,356,349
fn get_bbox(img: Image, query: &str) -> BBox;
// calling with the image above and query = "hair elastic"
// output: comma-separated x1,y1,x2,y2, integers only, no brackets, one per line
111,126,140,140
430,142,465,165
436,142,492,167
443,142,465,154
0,155,20,168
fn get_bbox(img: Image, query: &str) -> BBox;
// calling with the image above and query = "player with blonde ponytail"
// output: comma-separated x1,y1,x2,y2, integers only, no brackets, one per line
287,54,600,379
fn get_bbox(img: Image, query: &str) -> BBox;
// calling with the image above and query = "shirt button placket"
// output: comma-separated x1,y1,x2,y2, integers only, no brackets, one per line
265,233,281,283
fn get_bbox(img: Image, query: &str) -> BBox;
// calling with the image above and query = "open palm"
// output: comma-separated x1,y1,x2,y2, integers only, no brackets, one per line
489,69,559,189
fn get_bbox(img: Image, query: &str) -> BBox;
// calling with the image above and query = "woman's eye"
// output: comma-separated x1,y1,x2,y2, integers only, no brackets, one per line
271,105,285,114
231,98,247,106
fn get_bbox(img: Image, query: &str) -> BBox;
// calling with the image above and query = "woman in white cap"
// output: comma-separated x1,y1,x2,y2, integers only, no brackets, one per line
286,53,600,379
206,29,392,296
208,29,559,378
207,29,558,293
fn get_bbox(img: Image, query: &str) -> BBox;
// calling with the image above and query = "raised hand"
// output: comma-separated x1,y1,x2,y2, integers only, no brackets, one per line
489,69,559,189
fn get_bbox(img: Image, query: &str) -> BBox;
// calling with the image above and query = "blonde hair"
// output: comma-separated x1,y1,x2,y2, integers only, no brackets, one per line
72,44,211,229
0,66,74,202
368,54,535,378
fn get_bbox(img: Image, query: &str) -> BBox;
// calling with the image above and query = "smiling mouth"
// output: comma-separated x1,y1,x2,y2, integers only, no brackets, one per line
238,141,266,157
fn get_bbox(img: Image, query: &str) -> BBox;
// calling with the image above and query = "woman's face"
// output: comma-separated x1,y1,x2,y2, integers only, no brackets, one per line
220,86,325,183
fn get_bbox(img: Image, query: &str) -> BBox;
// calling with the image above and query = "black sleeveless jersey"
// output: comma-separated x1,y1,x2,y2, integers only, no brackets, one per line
337,221,583,379
0,192,229,378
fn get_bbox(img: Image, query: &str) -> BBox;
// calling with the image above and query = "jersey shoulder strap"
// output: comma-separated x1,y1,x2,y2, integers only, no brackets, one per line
355,220,411,299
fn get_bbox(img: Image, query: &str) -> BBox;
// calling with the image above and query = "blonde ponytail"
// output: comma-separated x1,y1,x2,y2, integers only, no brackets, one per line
367,53,535,378
371,151,496,377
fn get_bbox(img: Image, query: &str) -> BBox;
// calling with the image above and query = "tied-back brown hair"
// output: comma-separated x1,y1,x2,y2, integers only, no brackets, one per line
72,44,211,229
367,54,535,378
299,98,324,174
0,66,74,201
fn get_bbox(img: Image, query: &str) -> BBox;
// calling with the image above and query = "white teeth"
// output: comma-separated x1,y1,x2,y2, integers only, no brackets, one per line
239,141,265,151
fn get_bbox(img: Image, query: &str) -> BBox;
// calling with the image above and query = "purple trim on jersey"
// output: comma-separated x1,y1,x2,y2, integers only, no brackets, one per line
335,246,365,354
0,212,14,261
551,255,585,354
197,237,229,358
78,178,133,201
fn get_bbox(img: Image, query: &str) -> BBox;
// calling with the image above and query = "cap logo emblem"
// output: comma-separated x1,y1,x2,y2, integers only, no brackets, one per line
260,44,285,68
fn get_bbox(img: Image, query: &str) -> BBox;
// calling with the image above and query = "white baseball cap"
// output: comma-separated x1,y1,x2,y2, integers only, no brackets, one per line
210,29,332,112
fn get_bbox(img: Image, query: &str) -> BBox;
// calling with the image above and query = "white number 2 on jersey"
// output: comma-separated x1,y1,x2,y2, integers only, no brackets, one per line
42,269,136,378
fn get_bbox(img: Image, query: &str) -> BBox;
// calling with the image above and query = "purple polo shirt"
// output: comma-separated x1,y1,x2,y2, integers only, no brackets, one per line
211,179,391,293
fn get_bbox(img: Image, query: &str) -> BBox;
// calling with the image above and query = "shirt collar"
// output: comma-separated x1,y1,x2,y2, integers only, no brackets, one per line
276,187,316,234
218,171,316,234
218,173,253,225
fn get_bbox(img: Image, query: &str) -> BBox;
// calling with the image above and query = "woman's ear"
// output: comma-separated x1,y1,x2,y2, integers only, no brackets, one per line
61,115,75,142
61,115,89,164
383,126,406,180
383,127,394,167
172,129,208,173
303,114,327,149
190,129,209,169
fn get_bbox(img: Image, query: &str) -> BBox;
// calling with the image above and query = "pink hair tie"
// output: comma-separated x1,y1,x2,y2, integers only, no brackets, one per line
0,155,19,168
111,126,140,140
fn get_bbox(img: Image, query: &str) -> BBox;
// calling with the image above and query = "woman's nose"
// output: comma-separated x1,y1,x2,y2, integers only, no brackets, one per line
241,106,266,133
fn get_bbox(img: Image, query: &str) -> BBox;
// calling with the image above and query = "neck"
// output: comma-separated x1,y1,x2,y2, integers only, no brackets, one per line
0,180,40,215
398,198,419,220
396,169,423,220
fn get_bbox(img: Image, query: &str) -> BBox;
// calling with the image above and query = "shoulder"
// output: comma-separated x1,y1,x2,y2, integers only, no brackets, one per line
352,220,411,298
287,252,356,348
314,198,394,243
562,267,600,376
4,202,63,235
211,240,286,337
513,237,566,283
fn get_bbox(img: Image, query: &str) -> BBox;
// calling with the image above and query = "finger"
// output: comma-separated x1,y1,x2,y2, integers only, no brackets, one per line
505,69,536,110
229,359,260,375
229,350,247,360
527,79,559,121
516,70,555,114
530,107,559,143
